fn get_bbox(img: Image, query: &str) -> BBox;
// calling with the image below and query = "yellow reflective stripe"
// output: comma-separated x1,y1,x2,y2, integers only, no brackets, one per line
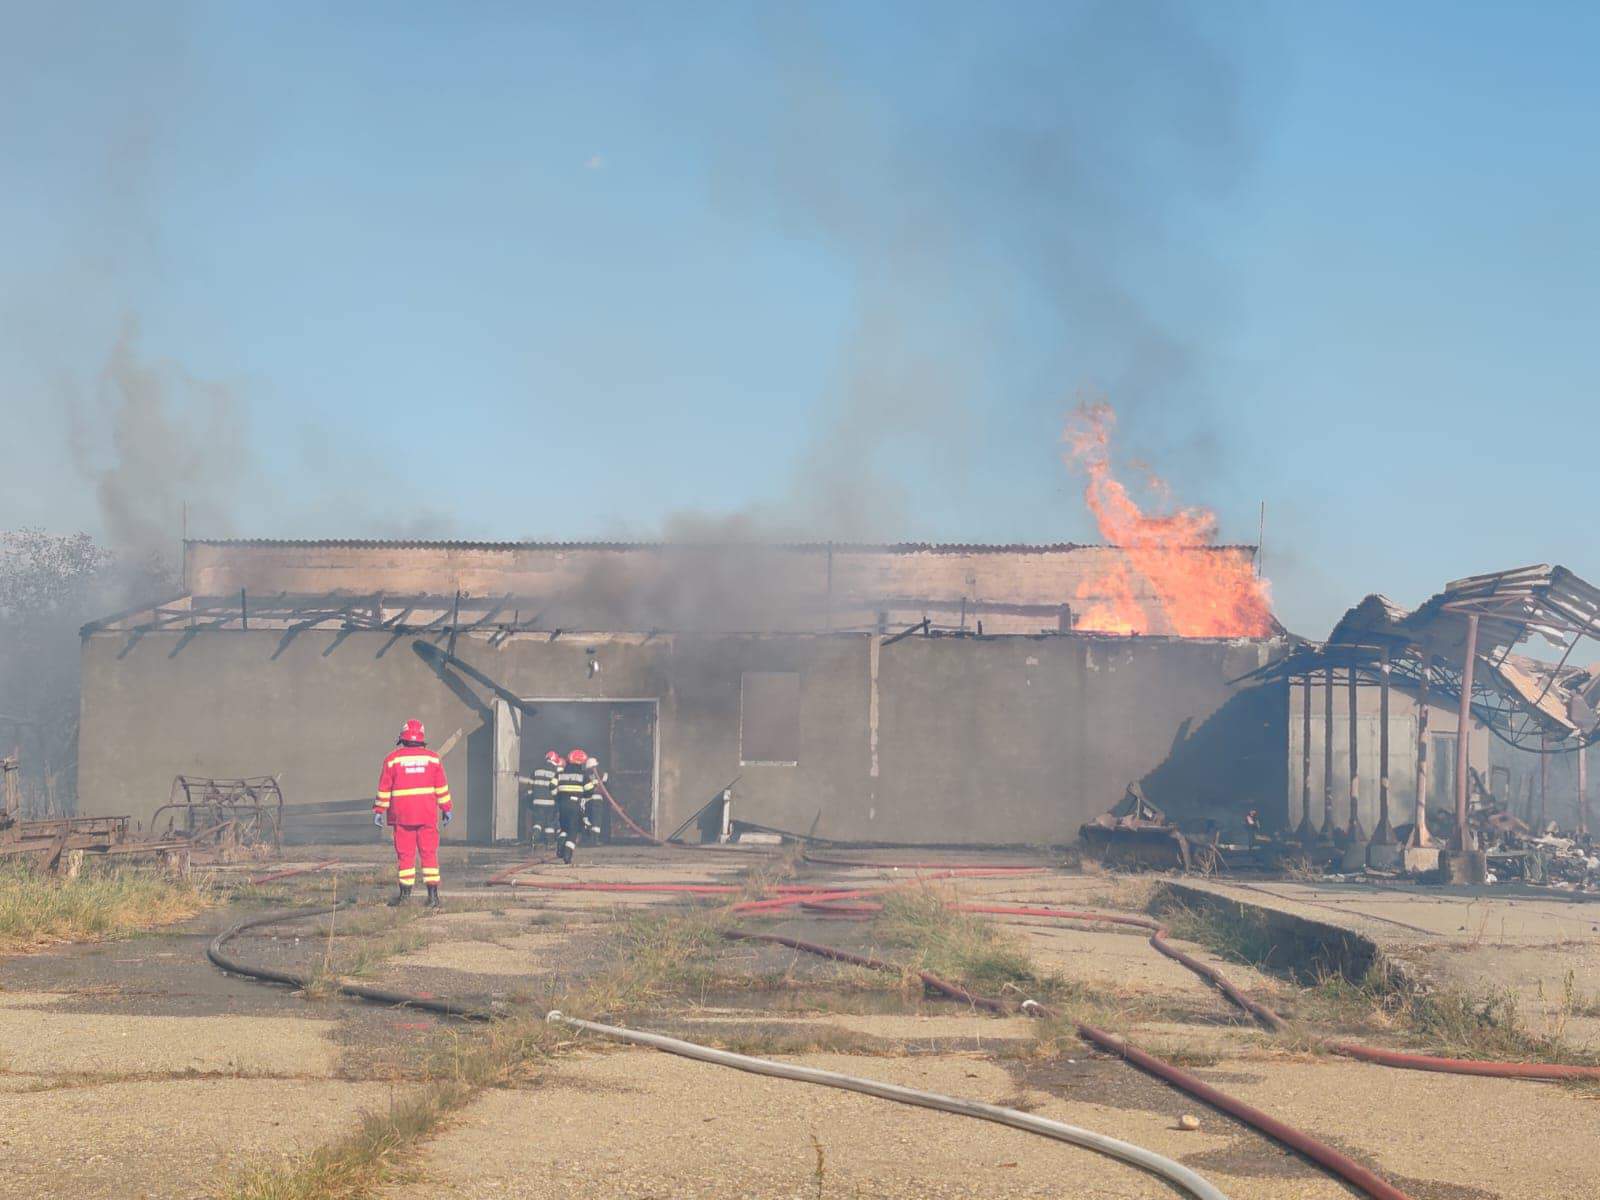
376,790,393,799
436,792,453,804
374,800,391,809
421,869,441,880
390,786,439,797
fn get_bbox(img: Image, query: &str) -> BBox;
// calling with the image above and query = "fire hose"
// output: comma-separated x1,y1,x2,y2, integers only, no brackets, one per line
724,928,1413,1200
946,901,1600,1082
206,905,1232,1200
218,881,1418,1198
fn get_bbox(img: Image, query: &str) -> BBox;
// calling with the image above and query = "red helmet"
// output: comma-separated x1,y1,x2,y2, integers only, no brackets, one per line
545,749,565,767
567,747,588,766
398,719,426,745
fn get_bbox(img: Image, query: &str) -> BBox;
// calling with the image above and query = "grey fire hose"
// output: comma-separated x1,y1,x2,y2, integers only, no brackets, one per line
208,906,1230,1200
547,1011,1231,1200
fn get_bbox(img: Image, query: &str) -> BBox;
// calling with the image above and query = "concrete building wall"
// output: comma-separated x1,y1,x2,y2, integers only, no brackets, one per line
181,541,1259,636
79,627,1286,844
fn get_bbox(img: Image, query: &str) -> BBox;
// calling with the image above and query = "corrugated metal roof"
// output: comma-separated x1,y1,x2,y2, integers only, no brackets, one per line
185,538,1260,554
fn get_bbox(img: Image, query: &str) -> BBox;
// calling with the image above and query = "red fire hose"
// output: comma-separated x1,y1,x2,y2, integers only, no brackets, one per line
947,902,1600,1081
727,926,1412,1200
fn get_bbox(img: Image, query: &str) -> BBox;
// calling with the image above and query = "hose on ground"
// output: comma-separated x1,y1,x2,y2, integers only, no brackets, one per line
206,904,1233,1200
951,902,1600,1081
545,1009,1234,1200
207,905,493,1020
742,918,1415,1200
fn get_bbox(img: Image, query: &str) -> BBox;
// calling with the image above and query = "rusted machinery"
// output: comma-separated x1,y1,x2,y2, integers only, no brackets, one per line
151,775,285,860
1078,786,1223,873
0,759,285,871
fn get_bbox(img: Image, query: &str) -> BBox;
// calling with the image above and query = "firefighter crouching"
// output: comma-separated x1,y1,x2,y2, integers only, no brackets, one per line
374,718,451,907
554,749,594,864
525,750,562,847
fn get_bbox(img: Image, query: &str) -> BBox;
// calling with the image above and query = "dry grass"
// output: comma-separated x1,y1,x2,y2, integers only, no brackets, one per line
220,901,725,1200
560,907,731,1016
1167,900,1600,1067
873,884,1038,991
0,861,209,952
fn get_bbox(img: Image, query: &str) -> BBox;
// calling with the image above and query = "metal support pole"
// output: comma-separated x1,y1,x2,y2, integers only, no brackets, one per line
1321,666,1336,840
1373,647,1393,844
1346,664,1364,843
1539,735,1548,831
1452,614,1479,852
1579,743,1590,838
1410,654,1431,846
1296,673,1315,844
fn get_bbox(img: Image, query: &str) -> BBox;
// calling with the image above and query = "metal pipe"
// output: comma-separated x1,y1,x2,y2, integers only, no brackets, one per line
1453,614,1480,852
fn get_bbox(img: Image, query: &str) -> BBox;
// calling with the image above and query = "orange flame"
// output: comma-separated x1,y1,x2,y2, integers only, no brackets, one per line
1063,402,1274,637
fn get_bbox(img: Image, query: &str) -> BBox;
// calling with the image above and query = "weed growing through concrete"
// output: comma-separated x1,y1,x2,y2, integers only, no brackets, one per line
1166,898,1600,1067
0,861,209,951
873,884,1038,991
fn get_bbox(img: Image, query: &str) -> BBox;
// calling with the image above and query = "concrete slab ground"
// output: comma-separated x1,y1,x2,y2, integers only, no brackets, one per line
0,992,344,1076
1172,877,1600,1049
9,846,1598,1200
0,1078,403,1200
383,1050,1351,1200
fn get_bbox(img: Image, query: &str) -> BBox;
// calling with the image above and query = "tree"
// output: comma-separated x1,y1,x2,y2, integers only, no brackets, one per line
0,529,173,814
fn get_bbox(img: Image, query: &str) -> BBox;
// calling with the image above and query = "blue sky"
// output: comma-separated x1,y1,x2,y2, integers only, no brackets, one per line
2,1,1596,637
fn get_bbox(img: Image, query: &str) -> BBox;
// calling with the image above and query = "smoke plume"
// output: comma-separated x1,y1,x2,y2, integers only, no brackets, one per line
66,319,249,559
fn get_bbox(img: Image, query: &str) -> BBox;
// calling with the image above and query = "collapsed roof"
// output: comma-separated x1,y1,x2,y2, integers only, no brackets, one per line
1248,564,1600,750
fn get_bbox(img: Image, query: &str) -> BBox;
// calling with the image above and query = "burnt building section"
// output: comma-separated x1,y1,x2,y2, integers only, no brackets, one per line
1242,565,1600,878
76,540,1288,846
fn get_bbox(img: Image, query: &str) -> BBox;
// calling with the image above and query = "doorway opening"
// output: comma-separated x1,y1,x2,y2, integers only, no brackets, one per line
517,700,658,842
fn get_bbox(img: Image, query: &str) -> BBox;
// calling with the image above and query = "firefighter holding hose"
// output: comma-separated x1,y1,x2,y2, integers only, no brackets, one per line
554,748,595,864
374,718,451,907
524,749,563,848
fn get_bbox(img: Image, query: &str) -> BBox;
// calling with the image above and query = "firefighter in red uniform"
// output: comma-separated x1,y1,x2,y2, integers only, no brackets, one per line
374,719,452,907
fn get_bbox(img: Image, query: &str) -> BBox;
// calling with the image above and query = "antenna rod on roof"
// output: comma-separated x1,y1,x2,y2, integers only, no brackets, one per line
1257,501,1265,579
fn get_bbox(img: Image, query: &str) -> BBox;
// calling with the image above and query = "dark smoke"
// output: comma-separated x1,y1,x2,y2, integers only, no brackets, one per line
699,1,1261,542
578,2,1261,619
66,319,248,560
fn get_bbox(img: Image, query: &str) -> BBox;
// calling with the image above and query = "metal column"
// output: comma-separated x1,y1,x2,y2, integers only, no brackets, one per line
1580,743,1590,837
1346,663,1364,843
1411,654,1432,846
1539,735,1548,831
1372,647,1394,846
1452,614,1480,852
1321,666,1336,840
1296,673,1316,844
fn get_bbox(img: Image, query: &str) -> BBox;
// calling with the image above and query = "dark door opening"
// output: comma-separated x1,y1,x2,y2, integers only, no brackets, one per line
519,701,657,841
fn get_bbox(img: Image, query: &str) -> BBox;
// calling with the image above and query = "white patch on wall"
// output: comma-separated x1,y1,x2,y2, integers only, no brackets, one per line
1025,656,1039,666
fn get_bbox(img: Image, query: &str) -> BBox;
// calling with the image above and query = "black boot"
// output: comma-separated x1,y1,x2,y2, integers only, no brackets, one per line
425,884,441,908
561,838,575,865
387,884,413,907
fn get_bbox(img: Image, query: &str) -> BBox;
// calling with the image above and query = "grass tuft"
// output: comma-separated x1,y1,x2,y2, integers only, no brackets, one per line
0,861,209,952
873,884,1037,991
